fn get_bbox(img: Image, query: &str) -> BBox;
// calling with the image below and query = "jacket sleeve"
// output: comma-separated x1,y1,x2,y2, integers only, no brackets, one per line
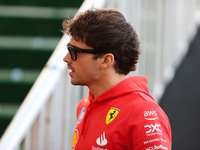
126,101,172,150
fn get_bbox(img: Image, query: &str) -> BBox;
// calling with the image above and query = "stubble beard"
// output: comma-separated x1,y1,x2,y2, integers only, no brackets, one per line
70,77,86,86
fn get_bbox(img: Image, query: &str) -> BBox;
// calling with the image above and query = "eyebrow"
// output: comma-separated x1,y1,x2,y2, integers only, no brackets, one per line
68,43,83,50
68,43,94,51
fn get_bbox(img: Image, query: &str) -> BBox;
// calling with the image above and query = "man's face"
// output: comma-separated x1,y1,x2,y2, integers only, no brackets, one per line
63,37,101,86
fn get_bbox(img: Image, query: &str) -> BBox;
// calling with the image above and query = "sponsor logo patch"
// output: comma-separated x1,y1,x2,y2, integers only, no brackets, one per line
92,146,108,150
106,107,120,124
143,138,167,145
144,124,163,137
72,129,78,149
96,131,108,146
144,110,158,120
144,138,160,144
78,107,85,123
144,124,162,134
145,144,168,150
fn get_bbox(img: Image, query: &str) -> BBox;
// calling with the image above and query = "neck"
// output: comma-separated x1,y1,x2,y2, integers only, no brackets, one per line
87,73,126,99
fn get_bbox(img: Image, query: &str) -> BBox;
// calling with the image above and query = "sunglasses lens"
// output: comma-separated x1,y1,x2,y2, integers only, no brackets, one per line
68,46,76,60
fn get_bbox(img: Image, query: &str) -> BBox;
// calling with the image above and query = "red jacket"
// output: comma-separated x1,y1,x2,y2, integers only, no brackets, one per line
72,76,171,150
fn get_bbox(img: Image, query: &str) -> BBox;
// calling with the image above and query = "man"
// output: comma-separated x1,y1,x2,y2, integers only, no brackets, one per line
62,8,171,150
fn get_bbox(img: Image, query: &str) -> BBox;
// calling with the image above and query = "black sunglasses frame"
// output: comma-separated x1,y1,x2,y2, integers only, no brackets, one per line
67,45,100,61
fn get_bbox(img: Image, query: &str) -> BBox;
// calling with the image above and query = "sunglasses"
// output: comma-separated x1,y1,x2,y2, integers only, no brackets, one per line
67,44,100,61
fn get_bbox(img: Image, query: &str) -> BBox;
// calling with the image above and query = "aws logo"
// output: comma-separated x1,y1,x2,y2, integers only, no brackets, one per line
106,107,120,124
144,110,158,120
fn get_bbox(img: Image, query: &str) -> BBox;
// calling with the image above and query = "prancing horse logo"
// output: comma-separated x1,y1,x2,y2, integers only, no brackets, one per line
106,107,120,124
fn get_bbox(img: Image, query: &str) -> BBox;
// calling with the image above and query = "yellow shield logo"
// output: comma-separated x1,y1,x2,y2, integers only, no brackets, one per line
106,107,120,124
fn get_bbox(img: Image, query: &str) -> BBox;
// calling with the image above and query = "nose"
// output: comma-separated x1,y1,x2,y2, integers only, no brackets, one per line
63,52,72,63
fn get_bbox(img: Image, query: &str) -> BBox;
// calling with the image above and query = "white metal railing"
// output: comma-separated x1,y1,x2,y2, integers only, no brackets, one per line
105,0,200,101
1,0,200,149
0,0,107,150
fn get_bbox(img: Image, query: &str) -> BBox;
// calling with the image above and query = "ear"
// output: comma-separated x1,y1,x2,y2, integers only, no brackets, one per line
100,53,115,69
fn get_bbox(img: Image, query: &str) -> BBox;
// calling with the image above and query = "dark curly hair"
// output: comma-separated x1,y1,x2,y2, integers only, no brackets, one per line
62,8,141,75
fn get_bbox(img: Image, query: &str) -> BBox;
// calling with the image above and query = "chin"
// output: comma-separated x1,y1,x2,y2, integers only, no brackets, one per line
71,79,85,86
